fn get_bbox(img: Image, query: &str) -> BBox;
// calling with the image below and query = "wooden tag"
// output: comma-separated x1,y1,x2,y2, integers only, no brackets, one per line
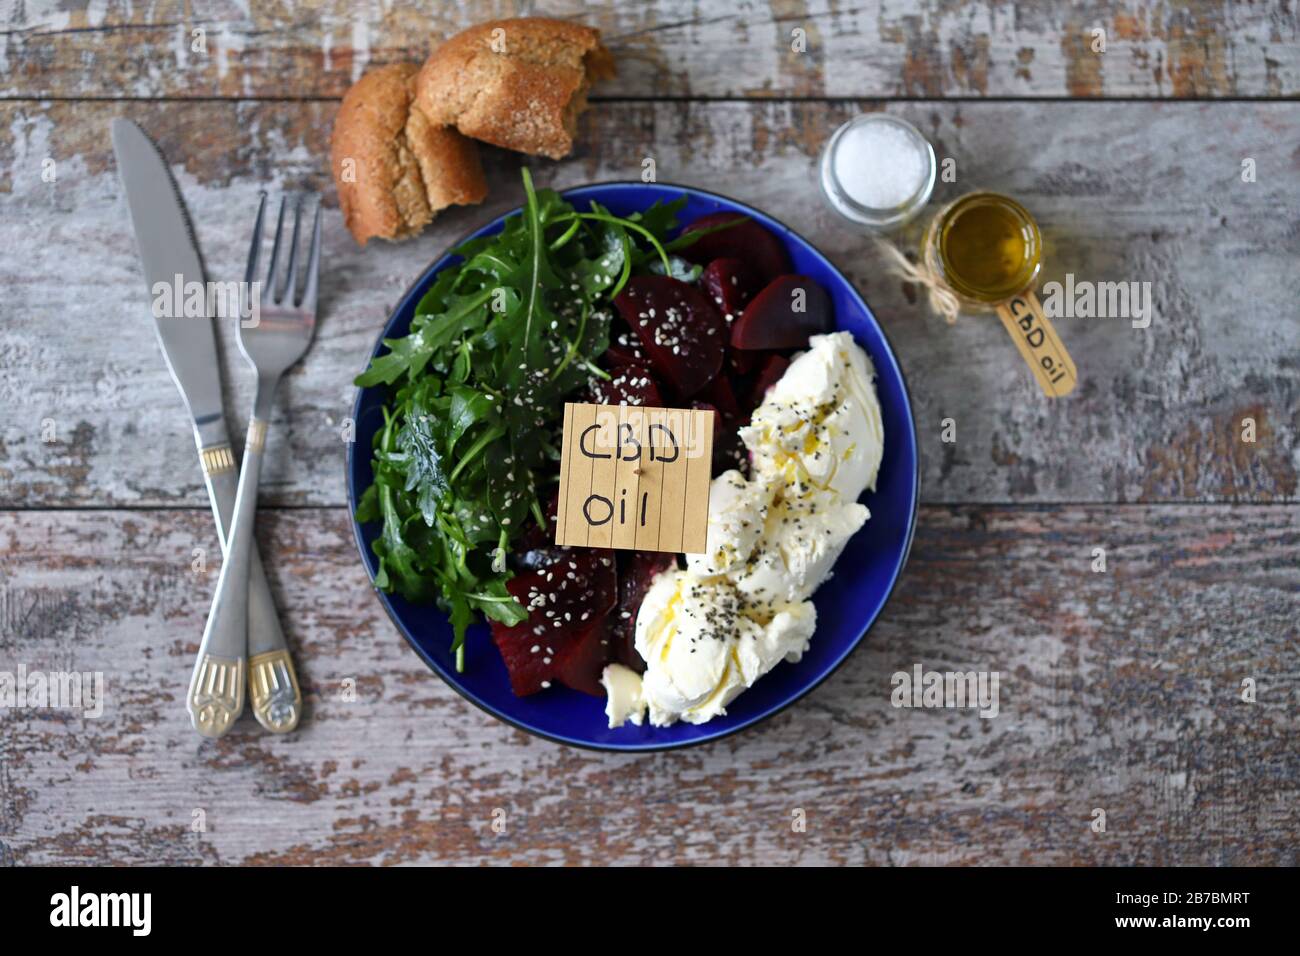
995,291,1078,398
556,403,714,555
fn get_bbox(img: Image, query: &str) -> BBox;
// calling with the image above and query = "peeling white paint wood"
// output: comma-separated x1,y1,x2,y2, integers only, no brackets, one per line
1,506,1295,865
0,0,1295,100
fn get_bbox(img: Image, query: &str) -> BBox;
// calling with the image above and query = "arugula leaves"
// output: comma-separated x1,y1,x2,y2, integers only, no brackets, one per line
355,170,693,670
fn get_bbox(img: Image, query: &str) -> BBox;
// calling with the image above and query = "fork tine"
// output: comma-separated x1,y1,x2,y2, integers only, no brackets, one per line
300,196,322,314
264,196,288,304
244,192,267,312
282,196,304,305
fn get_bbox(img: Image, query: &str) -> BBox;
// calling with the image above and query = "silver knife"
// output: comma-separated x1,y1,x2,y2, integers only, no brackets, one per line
111,118,302,737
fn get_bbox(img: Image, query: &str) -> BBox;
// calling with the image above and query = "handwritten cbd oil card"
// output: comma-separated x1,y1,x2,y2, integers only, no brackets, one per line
556,403,715,554
995,291,1078,398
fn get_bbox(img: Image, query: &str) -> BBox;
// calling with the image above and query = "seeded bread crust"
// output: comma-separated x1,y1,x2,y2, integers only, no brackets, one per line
414,18,615,161
330,63,487,246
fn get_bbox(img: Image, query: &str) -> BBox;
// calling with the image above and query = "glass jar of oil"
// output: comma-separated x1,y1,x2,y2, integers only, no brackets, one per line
923,192,1042,309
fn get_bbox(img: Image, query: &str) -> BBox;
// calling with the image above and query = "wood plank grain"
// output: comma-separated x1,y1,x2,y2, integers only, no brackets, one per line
1,0,1296,101
0,505,1295,865
1,99,1295,508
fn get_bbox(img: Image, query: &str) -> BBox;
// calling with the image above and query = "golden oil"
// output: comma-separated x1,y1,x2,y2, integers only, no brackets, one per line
923,192,1042,307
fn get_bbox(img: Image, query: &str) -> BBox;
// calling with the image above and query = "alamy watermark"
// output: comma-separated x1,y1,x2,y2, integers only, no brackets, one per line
891,664,1000,718
50,886,150,936
1041,273,1152,329
151,273,262,327
0,664,105,718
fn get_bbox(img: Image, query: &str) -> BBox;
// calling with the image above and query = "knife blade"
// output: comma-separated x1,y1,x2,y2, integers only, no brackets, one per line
112,119,301,735
111,119,227,440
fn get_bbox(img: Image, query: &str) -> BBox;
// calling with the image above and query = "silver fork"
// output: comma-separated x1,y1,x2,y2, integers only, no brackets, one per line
187,193,321,738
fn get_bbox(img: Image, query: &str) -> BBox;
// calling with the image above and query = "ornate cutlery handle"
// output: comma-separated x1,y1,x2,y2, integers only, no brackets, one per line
188,380,280,737
197,438,301,734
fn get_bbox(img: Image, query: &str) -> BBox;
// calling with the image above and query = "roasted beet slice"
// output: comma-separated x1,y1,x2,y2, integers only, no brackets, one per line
691,402,747,475
678,213,791,282
731,275,832,351
603,329,645,367
701,258,763,319
589,361,664,408
614,276,724,398
490,549,617,696
490,622,552,696
698,372,741,421
609,551,674,674
554,619,613,697
728,348,762,376
691,403,743,476
751,353,790,404
713,435,749,475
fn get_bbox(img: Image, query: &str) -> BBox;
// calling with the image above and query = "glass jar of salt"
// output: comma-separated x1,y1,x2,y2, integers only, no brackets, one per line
820,115,935,230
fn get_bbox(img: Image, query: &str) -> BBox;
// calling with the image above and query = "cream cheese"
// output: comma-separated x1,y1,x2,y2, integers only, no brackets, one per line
732,488,869,606
742,331,884,500
600,663,646,728
633,573,816,726
685,469,768,578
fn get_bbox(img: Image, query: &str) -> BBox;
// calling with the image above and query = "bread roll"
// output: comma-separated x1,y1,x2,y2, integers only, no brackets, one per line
415,18,615,161
330,63,487,246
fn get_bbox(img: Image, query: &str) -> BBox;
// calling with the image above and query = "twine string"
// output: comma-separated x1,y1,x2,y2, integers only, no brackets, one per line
871,238,962,324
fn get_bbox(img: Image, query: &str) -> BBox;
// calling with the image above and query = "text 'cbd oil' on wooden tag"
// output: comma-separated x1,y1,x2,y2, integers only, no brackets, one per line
556,403,714,555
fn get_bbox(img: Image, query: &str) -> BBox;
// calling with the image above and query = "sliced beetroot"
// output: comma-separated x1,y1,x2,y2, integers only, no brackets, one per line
589,361,664,408
701,258,763,319
731,275,832,351
678,213,791,282
751,353,790,405
728,347,762,376
609,550,674,674
714,431,749,475
490,619,552,696
614,275,724,398
691,402,747,475
603,330,645,368
490,549,617,696
554,618,613,696
698,372,740,421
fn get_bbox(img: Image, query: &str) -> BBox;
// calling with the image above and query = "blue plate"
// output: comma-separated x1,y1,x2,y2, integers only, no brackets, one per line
347,181,919,751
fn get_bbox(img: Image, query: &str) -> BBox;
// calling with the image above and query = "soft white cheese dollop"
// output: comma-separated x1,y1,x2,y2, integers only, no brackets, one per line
742,331,884,500
685,469,768,577
600,663,646,727
602,332,883,729
732,487,869,606
633,573,816,726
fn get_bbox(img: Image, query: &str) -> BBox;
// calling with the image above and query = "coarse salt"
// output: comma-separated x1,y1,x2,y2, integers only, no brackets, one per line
832,119,927,210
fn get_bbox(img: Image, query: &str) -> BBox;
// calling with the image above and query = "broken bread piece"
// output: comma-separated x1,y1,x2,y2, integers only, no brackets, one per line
415,17,615,161
331,63,487,246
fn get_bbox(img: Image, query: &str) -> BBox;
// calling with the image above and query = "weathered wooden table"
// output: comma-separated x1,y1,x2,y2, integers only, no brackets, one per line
2,2,1296,866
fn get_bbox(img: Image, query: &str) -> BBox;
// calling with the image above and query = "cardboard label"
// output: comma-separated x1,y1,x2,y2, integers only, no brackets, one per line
995,291,1078,398
556,403,714,554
